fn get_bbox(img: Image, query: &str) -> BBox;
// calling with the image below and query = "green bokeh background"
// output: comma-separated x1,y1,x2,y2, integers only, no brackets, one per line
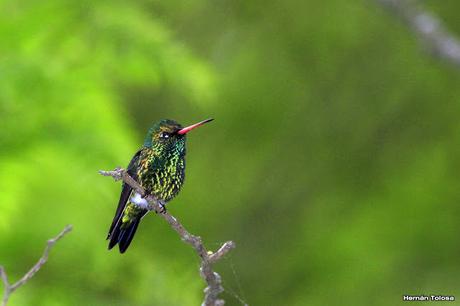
1,1,460,305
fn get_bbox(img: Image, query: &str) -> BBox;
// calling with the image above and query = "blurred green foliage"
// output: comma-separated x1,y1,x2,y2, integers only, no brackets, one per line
1,0,460,305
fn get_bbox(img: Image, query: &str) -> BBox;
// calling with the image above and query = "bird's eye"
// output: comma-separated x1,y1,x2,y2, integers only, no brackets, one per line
160,132,170,139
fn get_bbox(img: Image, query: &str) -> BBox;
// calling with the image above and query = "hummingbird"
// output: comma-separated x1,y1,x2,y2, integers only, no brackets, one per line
107,118,213,253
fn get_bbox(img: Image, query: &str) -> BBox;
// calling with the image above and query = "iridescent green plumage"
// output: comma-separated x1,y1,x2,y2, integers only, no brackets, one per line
107,118,212,253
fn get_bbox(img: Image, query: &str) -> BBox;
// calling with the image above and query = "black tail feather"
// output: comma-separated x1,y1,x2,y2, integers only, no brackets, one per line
107,215,143,253
119,219,141,253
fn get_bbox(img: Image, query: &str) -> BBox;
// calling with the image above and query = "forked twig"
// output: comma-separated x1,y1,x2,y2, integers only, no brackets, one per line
0,225,73,306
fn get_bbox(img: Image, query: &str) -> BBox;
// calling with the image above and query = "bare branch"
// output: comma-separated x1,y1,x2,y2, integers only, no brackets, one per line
0,268,9,306
377,0,460,67
100,168,236,306
1,225,73,306
208,241,236,264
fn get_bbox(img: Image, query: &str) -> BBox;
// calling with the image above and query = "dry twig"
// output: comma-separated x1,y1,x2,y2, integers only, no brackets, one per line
99,168,236,306
0,225,73,306
376,0,460,67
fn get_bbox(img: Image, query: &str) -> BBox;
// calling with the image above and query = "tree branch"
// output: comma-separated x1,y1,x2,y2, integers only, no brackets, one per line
99,168,236,306
376,0,460,68
0,225,73,306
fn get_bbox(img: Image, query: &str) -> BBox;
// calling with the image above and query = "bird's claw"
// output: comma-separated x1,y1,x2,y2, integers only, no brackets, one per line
157,203,167,214
142,190,151,198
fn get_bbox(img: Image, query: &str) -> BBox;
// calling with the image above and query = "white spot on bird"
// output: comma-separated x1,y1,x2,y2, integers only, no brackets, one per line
131,193,150,209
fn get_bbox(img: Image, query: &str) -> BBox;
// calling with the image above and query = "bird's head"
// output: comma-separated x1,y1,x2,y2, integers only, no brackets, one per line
144,118,213,155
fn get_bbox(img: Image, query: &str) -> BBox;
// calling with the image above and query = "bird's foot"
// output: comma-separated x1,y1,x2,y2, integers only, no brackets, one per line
142,190,151,198
157,203,167,214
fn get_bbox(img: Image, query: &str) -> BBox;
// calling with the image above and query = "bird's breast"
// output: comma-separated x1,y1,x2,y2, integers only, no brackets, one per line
138,152,185,202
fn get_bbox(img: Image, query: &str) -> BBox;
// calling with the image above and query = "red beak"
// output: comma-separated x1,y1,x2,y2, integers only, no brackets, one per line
177,118,214,135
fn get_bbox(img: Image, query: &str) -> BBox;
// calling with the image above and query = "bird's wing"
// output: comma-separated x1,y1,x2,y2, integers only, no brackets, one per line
107,149,142,238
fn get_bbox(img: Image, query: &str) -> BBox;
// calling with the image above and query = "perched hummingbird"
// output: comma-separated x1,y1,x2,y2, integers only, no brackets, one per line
107,118,213,253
